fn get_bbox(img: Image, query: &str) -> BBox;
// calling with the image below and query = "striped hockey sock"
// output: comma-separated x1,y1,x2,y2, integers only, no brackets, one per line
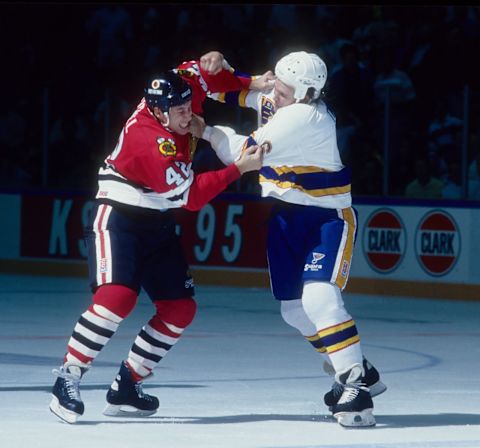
126,298,196,379
126,316,186,379
65,303,122,367
63,284,138,367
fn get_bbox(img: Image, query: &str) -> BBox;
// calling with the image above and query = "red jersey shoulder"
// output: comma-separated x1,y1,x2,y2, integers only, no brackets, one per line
139,120,191,162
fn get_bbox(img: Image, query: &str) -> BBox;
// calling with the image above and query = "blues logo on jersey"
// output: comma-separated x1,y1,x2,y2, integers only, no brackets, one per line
261,96,275,125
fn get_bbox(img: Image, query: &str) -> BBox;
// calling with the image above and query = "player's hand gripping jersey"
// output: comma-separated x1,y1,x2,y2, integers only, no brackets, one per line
96,60,251,211
207,88,352,209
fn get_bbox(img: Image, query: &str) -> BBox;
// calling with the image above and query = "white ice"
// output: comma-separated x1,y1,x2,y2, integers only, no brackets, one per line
0,273,479,448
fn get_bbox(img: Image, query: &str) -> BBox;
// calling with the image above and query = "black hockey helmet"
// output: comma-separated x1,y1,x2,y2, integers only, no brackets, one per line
144,71,192,113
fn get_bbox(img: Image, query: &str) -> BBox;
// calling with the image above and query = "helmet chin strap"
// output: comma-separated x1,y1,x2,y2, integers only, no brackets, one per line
162,111,170,128
151,107,170,127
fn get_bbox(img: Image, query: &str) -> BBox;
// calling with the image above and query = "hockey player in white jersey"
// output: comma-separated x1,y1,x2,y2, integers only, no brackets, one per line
192,51,387,427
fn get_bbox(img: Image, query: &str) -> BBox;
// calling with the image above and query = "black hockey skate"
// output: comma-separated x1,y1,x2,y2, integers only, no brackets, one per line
49,363,87,424
331,363,376,427
324,357,387,410
103,361,159,417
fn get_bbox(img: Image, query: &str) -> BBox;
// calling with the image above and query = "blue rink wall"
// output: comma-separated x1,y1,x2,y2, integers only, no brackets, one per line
0,191,479,301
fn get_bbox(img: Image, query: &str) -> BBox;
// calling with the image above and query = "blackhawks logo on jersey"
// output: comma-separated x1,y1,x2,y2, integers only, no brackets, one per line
157,137,177,157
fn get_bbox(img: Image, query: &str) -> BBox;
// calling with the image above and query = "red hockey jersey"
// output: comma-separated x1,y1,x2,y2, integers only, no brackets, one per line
96,59,251,211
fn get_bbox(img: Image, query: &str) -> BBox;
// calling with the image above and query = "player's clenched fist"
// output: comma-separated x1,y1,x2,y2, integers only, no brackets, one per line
234,145,264,174
200,51,224,75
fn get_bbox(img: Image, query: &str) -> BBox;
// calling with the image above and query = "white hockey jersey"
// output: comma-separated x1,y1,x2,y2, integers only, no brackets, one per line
205,89,351,209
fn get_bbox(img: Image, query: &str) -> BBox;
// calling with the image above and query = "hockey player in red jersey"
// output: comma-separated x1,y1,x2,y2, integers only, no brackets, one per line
49,51,264,424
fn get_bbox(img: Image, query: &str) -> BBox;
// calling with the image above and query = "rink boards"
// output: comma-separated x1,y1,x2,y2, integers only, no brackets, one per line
0,192,479,300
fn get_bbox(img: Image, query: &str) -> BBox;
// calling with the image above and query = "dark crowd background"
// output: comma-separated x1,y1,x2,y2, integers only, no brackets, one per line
1,3,480,201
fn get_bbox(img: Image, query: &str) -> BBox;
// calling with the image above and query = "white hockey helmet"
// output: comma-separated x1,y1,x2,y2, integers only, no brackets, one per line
274,51,327,101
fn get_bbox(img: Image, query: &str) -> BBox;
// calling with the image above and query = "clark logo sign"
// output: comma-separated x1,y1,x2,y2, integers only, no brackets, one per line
415,210,460,276
362,209,406,273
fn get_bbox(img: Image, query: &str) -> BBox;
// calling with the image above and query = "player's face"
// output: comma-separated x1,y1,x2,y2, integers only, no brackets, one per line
168,101,193,135
273,79,296,109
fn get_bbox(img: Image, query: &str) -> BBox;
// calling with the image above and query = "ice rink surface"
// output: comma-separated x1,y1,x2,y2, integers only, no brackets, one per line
0,273,479,448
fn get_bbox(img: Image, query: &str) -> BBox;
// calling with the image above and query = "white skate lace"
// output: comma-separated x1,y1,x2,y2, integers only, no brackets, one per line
134,382,154,402
337,385,359,404
337,382,368,405
52,368,81,400
134,383,144,397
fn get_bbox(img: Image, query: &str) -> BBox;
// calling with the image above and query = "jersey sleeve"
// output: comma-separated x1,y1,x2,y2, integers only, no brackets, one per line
177,59,252,97
200,62,252,93
208,89,260,111
204,105,305,167
202,125,247,165
183,163,241,211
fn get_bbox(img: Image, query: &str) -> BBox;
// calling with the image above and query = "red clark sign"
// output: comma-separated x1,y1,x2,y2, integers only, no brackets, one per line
362,209,406,273
415,210,460,276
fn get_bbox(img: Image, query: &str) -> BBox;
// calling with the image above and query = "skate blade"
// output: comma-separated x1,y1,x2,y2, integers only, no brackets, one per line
370,381,387,398
334,408,376,427
103,403,157,418
49,395,81,424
